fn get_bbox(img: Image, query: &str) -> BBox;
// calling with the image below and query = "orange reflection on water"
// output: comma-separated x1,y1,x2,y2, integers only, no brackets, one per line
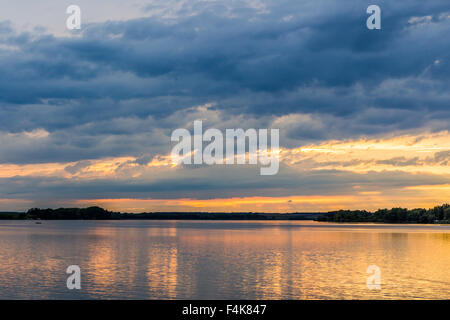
0,221,449,299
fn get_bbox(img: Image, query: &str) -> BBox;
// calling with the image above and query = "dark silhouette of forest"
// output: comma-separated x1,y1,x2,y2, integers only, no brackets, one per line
316,204,450,223
0,206,320,220
0,204,448,223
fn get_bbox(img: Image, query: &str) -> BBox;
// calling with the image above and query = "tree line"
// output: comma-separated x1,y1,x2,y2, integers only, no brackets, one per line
0,205,449,223
1,207,318,220
316,204,450,223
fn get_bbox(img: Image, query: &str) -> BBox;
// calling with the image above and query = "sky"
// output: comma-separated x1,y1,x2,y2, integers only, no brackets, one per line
0,0,449,212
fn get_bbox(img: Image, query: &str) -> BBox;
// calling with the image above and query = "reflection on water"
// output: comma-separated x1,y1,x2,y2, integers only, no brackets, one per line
0,220,449,299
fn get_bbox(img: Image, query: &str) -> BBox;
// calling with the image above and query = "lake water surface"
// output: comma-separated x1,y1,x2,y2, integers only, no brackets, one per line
0,220,449,299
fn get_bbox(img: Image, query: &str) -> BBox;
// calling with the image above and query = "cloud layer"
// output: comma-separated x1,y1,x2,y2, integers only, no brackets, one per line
0,0,449,211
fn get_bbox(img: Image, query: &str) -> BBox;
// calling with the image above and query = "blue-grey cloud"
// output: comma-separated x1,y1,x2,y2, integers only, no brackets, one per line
0,0,448,165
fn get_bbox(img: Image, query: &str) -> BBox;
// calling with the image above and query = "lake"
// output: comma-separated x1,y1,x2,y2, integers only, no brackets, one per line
0,220,449,299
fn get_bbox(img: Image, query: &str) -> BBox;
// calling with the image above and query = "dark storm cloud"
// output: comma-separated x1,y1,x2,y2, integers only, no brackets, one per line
0,0,448,163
